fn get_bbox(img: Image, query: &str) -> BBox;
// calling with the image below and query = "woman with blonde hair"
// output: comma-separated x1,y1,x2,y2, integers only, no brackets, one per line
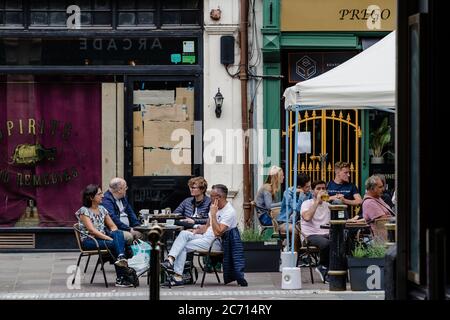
254,166,284,226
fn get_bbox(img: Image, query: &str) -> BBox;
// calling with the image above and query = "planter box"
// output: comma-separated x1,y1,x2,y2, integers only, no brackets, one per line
347,257,385,291
243,241,281,272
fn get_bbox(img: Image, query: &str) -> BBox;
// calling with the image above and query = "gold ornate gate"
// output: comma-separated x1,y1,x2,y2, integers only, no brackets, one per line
285,109,362,188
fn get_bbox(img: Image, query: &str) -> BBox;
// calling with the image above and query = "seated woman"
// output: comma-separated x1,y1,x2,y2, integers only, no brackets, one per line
174,177,211,229
254,166,284,226
75,184,132,287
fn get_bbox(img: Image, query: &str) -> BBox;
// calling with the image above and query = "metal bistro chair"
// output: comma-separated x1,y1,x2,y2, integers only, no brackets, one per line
250,201,279,237
272,216,319,283
73,223,110,288
193,237,224,287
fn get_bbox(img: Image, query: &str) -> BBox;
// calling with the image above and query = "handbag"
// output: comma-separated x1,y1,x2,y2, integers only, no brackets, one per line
130,239,151,258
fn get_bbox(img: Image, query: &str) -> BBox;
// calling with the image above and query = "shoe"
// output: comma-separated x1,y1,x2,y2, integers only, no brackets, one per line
237,278,248,287
314,265,328,283
161,259,175,273
169,275,185,287
115,277,133,288
324,274,330,284
114,255,128,268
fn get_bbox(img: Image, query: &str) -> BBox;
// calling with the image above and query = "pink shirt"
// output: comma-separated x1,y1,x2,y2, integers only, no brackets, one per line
300,199,330,237
362,195,393,232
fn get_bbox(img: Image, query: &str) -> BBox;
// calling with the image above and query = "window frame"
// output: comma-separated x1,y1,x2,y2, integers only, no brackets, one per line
0,0,203,30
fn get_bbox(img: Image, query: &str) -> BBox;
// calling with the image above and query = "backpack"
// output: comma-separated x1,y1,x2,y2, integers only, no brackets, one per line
122,266,140,287
182,260,198,285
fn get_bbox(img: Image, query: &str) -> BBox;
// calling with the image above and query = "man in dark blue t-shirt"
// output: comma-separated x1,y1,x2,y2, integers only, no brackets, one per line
326,161,362,212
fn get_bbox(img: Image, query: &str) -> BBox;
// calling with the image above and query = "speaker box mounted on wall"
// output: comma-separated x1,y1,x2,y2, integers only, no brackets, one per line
220,36,235,65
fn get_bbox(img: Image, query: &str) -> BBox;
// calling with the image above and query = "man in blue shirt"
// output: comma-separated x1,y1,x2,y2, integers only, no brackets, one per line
102,177,143,244
326,162,362,218
277,173,312,252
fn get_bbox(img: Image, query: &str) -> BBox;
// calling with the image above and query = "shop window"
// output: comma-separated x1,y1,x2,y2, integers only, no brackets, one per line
29,0,112,27
161,0,201,26
0,0,24,27
117,0,156,27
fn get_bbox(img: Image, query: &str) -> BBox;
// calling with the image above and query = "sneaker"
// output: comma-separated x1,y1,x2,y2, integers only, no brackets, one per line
115,277,133,288
314,265,328,283
161,259,175,273
114,255,128,268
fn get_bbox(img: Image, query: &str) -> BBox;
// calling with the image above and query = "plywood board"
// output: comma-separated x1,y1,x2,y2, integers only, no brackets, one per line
133,146,144,176
133,90,175,105
175,87,194,121
143,120,192,148
133,111,144,147
144,148,191,176
142,104,188,122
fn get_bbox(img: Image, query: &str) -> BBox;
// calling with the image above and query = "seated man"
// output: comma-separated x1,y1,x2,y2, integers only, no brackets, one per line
301,180,331,283
161,184,237,286
362,175,395,239
102,177,143,245
174,177,211,229
327,161,362,219
277,173,312,252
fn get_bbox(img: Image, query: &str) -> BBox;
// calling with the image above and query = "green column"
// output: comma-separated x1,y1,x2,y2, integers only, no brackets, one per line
360,110,370,194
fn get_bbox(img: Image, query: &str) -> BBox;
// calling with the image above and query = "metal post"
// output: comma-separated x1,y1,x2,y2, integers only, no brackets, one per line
147,222,163,301
328,204,348,291
385,223,396,246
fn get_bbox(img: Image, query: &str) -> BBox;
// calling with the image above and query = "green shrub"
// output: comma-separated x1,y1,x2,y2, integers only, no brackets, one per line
240,228,265,242
351,241,386,258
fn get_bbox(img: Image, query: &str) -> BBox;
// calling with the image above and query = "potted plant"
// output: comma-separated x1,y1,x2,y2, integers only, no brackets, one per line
241,228,281,272
347,241,386,291
370,117,391,164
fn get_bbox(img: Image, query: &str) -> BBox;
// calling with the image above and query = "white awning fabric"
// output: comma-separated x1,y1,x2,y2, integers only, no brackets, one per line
283,31,396,111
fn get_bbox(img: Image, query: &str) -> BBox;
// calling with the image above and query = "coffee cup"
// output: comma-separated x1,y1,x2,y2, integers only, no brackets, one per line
166,219,175,226
153,210,159,215
161,209,166,215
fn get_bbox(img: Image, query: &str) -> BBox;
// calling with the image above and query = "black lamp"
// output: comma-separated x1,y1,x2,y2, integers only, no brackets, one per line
214,88,224,118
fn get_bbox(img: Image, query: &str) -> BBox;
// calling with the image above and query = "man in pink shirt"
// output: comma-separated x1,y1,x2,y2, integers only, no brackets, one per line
300,180,331,283
362,175,395,235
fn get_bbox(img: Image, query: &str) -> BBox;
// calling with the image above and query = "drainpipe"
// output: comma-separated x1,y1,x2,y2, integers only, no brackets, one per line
240,0,252,228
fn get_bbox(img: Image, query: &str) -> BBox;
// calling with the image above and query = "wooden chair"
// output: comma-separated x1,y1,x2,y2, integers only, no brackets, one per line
250,201,279,237
73,223,110,288
193,237,223,287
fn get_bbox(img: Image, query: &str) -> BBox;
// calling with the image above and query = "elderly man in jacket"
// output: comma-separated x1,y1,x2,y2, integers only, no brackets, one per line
102,177,143,244
160,184,241,286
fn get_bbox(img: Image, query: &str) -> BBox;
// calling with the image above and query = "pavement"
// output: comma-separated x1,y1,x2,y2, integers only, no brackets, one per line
0,252,384,300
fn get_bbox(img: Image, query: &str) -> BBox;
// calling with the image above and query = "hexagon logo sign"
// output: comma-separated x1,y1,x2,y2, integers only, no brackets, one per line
296,56,317,80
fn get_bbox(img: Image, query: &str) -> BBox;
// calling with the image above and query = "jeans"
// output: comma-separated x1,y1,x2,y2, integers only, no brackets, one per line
82,230,126,278
168,230,222,275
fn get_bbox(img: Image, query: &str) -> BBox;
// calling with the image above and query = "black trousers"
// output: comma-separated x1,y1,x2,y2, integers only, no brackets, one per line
307,234,330,268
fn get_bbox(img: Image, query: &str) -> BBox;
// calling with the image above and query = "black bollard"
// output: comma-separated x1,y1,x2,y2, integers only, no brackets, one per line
147,222,163,301
385,223,396,246
328,204,348,291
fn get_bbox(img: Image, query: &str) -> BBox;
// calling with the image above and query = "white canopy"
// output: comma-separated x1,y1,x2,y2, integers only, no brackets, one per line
284,31,396,112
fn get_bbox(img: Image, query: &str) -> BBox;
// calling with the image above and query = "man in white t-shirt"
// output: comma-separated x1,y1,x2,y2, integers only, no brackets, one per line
161,184,237,286
300,180,331,283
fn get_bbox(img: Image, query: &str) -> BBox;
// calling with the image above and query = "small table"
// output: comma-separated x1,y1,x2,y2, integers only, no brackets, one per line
147,214,184,223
